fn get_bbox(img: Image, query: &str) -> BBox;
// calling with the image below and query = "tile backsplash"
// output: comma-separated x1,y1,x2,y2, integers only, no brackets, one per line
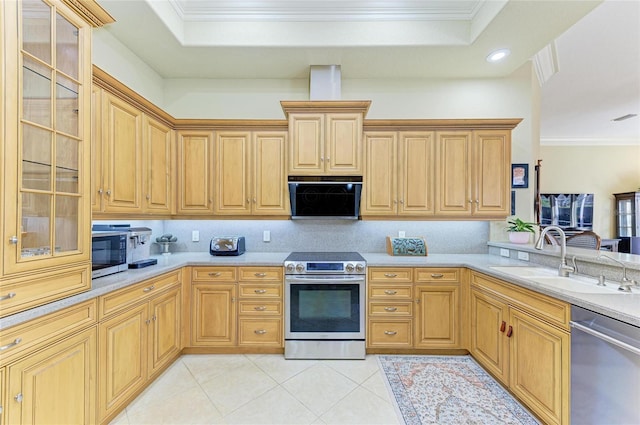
93,219,490,254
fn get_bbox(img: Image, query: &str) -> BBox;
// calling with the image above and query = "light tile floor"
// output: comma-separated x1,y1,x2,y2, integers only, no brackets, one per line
109,354,401,425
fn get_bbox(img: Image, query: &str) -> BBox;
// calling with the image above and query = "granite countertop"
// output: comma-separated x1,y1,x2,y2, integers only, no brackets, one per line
1,251,638,330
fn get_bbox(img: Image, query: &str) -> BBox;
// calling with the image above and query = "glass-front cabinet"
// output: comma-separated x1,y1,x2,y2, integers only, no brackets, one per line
1,0,111,315
614,191,640,254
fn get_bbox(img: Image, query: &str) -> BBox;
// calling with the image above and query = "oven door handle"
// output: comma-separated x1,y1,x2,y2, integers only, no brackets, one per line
285,276,365,284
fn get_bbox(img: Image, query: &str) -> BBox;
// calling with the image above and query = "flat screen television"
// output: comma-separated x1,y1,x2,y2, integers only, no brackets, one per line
540,193,594,230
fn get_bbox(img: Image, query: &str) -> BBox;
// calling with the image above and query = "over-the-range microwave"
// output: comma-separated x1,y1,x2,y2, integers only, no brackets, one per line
91,231,128,279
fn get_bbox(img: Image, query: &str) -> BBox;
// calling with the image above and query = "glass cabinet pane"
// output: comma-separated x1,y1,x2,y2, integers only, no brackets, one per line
56,12,79,79
55,195,79,252
55,135,79,193
21,193,52,257
22,124,52,191
23,56,52,127
56,74,79,136
22,0,52,65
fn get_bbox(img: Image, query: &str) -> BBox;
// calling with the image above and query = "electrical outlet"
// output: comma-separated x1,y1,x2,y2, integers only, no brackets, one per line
192,230,199,242
398,231,406,237
500,248,510,258
517,251,530,261
263,230,271,242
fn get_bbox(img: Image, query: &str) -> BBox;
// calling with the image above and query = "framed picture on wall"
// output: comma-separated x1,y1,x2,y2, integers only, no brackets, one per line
511,163,529,188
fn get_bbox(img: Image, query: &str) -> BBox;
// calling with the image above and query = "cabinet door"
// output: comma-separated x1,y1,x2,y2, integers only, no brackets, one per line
98,303,148,422
149,287,181,376
509,308,569,425
143,115,174,214
91,85,104,212
472,130,510,217
326,113,362,174
6,327,96,425
435,131,472,216
469,288,509,384
215,132,251,215
399,132,435,215
253,132,290,215
362,132,397,215
414,284,460,348
191,284,237,346
288,114,324,175
102,92,143,212
176,131,214,214
3,0,91,275
0,368,4,425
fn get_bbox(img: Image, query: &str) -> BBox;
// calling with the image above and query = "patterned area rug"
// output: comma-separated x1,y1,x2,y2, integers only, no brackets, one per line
378,355,539,425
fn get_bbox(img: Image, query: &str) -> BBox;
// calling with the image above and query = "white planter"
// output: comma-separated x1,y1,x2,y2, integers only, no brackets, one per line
508,232,531,244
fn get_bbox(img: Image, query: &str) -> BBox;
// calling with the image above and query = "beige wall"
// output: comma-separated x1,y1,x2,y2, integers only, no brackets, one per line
539,144,640,238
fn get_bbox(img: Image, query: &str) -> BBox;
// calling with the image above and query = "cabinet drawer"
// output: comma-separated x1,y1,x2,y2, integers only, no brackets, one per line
368,283,413,299
367,320,412,348
368,268,413,283
99,270,181,319
238,318,282,346
415,268,460,283
238,283,282,298
238,267,283,282
191,267,237,283
238,301,282,316
0,265,90,318
368,301,413,317
0,299,97,366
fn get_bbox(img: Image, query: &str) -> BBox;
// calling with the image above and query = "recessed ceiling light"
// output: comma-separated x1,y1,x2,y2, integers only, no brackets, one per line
612,114,638,122
486,49,511,63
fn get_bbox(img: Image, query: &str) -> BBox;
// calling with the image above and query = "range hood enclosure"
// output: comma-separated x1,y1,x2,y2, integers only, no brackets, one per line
309,65,341,100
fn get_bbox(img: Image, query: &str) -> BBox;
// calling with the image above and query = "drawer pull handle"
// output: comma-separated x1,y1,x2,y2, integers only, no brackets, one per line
208,272,222,277
254,273,267,277
254,329,267,335
384,273,398,278
254,306,267,311
0,292,16,301
384,290,397,295
143,285,155,292
254,289,267,294
0,338,22,351
500,321,506,333
431,273,444,278
384,330,397,335
506,325,513,338
384,307,398,312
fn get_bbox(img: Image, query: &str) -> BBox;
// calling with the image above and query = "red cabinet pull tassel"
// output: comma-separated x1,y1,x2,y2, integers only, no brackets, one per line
500,321,506,332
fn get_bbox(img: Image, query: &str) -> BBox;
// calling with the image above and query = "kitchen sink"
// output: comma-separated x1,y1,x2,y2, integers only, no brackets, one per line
489,266,632,294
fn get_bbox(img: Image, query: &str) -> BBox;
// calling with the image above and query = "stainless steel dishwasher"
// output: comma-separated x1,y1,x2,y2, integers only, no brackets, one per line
570,305,640,424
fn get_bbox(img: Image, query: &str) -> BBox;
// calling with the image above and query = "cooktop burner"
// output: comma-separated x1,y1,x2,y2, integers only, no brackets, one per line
285,252,365,262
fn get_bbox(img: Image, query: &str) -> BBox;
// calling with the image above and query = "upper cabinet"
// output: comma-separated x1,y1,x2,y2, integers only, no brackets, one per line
0,0,112,314
175,130,215,215
282,101,370,176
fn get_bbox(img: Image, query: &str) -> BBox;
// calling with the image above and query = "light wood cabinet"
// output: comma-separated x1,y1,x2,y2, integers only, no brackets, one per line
176,130,215,215
98,271,182,423
363,131,435,216
214,131,289,216
367,267,462,350
435,130,511,217
190,266,283,348
469,272,570,425
142,115,174,214
0,0,100,312
0,300,98,425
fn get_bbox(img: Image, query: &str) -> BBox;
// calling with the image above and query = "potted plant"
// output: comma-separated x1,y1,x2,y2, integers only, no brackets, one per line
507,218,536,244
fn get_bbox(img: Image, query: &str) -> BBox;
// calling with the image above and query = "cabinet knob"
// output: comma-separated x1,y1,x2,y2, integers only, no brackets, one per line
146,194,150,200
500,321,506,333
399,200,404,204
431,273,444,278
384,290,397,295
384,307,398,312
254,329,267,335
98,188,103,195
506,325,513,338
253,198,256,203
0,338,22,352
14,393,23,403
0,292,16,302
142,285,155,293
254,289,267,294
384,273,397,278
208,272,221,277
254,273,267,278
384,330,397,336
9,236,18,245
106,189,112,196
254,306,267,311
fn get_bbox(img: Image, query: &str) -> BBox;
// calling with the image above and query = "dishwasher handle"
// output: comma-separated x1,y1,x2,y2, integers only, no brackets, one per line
570,321,640,356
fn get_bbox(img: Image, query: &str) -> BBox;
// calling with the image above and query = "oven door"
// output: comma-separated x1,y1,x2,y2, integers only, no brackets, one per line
285,275,365,340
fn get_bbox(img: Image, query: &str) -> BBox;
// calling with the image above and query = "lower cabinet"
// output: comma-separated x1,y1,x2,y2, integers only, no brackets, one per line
469,272,570,425
367,267,462,350
0,300,97,425
98,271,182,423
190,266,283,349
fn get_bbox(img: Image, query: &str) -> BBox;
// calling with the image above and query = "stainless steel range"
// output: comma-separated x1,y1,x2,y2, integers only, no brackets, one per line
284,252,366,359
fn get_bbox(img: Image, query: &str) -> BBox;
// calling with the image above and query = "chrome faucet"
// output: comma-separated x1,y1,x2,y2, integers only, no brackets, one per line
597,253,637,292
535,226,575,277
